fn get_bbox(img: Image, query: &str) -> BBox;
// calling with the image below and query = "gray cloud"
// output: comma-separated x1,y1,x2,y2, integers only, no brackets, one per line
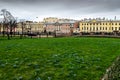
0,0,120,20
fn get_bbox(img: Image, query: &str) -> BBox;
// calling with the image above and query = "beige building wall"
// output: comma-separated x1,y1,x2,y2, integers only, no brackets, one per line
16,22,44,33
30,22,44,33
16,22,22,33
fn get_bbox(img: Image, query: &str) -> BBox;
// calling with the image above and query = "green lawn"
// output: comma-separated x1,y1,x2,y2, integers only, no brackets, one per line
0,37,120,80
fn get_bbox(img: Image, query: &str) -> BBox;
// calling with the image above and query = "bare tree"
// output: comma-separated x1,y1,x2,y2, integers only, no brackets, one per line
1,9,16,39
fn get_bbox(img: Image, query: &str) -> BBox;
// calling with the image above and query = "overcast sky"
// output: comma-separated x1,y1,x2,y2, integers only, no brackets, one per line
0,0,120,21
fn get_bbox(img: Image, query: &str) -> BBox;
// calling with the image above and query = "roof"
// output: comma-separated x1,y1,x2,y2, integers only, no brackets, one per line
80,19,120,23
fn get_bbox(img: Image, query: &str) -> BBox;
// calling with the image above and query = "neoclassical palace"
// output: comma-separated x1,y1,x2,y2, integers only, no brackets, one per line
79,18,120,35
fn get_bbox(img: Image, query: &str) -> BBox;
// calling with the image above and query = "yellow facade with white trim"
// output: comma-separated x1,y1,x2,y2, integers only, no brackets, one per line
79,19,120,33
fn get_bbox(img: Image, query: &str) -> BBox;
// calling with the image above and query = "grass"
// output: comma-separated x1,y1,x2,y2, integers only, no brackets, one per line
0,37,120,80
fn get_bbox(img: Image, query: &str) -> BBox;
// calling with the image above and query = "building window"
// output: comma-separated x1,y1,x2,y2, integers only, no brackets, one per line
103,27,104,30
115,27,117,30
100,27,101,30
112,27,113,30
106,27,107,30
112,23,114,25
96,27,98,31
87,27,88,30
115,23,117,25
106,23,107,25
119,27,120,30
103,23,104,25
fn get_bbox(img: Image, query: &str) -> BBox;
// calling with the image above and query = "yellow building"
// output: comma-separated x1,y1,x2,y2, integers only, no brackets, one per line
79,19,120,34
0,21,44,34
16,21,44,34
